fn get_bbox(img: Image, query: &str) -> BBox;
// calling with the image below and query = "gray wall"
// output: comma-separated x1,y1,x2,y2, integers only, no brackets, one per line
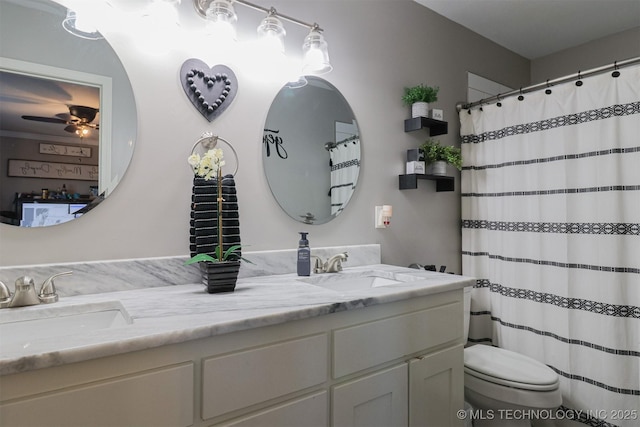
0,0,532,269
531,27,640,83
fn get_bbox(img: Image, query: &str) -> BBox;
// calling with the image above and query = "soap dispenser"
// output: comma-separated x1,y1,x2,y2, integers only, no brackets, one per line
297,232,311,276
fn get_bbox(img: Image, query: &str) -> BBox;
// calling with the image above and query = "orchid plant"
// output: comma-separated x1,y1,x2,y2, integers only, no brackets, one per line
188,148,225,180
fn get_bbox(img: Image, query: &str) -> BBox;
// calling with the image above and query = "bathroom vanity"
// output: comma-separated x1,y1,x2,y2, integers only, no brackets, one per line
0,248,473,427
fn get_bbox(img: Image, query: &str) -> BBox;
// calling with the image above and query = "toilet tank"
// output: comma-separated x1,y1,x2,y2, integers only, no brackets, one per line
463,287,472,343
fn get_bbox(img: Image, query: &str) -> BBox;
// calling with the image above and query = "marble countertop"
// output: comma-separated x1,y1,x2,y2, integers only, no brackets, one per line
0,263,474,376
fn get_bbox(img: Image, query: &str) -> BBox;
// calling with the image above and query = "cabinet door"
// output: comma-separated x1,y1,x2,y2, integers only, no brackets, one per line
332,364,408,427
409,345,464,427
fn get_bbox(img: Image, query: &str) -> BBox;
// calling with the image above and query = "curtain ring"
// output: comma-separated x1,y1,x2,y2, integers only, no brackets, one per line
612,61,621,78
575,71,583,86
517,88,524,101
545,80,552,95
496,94,502,107
190,132,239,176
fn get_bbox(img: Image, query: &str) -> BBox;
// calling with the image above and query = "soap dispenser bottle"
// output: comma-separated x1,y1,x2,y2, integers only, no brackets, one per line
297,232,311,276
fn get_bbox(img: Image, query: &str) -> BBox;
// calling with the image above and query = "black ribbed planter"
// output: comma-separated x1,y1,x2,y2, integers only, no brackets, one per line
189,174,242,293
200,261,240,293
190,175,241,258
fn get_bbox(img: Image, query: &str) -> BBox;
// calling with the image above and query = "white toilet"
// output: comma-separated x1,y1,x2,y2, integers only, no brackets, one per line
463,288,562,426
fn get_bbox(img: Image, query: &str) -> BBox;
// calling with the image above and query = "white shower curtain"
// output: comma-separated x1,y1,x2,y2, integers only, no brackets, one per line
460,64,639,426
329,139,360,215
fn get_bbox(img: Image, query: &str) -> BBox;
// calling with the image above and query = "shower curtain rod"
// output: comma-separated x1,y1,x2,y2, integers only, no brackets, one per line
457,56,640,111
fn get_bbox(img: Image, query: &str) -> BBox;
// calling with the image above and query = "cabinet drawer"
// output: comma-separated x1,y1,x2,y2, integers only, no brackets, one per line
203,333,328,420
333,302,462,378
0,363,194,427
221,391,328,427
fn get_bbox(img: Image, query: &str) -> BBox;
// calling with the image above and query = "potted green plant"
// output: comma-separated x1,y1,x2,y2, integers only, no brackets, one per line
402,84,439,118
185,245,253,265
419,139,462,176
186,245,253,293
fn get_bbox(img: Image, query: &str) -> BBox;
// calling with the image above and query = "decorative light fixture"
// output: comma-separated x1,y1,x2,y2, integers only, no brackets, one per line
257,8,286,54
137,0,182,54
142,0,181,28
193,0,332,74
75,125,91,139
205,0,237,42
302,24,331,74
62,9,103,40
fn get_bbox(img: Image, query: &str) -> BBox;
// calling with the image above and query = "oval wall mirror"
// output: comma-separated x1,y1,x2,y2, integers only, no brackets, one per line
263,77,360,225
0,0,136,227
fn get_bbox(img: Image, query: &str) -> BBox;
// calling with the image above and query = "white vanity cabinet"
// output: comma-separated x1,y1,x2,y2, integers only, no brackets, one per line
0,363,195,427
202,333,329,423
0,289,464,427
409,345,464,426
330,292,464,427
332,363,409,426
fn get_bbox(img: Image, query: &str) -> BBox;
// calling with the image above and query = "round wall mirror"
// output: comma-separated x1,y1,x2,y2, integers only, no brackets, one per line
0,0,136,227
263,77,360,225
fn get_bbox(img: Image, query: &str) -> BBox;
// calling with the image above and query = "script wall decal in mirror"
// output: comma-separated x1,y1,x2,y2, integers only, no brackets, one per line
0,0,136,228
263,77,360,225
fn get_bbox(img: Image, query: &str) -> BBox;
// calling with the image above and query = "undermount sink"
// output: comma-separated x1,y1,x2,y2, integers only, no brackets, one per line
0,301,132,351
297,270,420,292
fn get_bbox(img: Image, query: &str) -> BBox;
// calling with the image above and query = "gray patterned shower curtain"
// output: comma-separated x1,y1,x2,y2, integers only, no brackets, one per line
460,64,639,426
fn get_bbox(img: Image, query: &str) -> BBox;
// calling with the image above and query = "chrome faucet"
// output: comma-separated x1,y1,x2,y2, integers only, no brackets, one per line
0,271,72,309
308,252,348,274
324,252,348,273
310,255,325,274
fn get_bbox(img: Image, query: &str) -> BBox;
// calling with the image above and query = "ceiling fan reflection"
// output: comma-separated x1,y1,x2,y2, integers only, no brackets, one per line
22,104,99,138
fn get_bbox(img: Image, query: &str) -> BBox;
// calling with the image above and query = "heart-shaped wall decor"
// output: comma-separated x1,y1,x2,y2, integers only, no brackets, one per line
180,59,238,122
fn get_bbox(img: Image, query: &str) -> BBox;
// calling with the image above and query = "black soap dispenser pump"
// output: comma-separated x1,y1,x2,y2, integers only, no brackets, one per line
297,232,311,276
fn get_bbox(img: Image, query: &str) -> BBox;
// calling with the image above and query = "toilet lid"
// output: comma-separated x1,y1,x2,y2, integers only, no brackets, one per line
464,345,559,390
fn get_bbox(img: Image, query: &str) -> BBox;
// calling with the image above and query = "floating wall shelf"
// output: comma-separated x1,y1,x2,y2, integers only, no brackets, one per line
404,117,448,136
399,174,454,192
401,116,454,191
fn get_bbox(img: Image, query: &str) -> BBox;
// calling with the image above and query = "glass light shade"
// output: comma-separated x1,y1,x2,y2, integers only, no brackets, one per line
286,76,308,89
302,28,332,74
76,127,90,137
205,0,238,41
62,9,103,40
144,0,180,26
136,0,181,55
257,15,286,54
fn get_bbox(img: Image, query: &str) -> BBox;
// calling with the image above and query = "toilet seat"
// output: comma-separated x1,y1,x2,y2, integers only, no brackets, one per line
464,345,559,391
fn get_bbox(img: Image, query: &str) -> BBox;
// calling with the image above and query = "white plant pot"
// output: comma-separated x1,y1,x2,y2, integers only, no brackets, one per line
430,161,447,176
411,102,429,118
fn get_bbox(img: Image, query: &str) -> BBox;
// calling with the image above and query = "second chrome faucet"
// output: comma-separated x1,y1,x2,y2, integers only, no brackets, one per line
311,252,348,274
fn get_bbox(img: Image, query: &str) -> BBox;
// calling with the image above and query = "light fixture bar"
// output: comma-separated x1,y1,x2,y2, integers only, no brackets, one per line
194,0,322,31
